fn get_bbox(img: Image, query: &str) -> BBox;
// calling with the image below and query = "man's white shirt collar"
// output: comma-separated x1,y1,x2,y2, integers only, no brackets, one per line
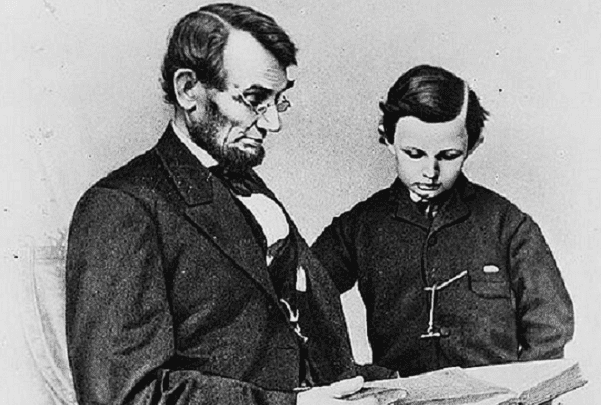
170,121,289,261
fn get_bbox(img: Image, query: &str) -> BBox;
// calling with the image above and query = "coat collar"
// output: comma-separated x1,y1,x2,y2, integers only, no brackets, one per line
156,125,214,205
155,126,279,302
391,174,474,231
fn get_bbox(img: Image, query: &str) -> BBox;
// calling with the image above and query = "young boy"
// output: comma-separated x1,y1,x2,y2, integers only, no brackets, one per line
311,65,574,377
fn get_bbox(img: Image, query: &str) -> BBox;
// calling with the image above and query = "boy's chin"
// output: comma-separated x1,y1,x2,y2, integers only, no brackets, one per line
411,188,444,201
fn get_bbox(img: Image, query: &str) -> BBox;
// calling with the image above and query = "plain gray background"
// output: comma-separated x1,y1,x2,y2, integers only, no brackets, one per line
1,0,600,403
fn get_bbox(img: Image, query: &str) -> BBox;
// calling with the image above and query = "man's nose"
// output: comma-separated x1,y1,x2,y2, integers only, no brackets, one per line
422,158,439,179
255,106,282,133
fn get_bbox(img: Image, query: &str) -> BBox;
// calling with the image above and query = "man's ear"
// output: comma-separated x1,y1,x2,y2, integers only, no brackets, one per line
173,68,205,111
467,136,484,157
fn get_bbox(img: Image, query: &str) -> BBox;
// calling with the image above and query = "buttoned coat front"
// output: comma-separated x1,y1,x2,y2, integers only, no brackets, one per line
66,127,356,405
311,176,574,377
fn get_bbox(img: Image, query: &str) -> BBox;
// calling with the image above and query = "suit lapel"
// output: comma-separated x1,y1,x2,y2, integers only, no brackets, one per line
391,179,431,229
431,175,472,232
155,127,279,302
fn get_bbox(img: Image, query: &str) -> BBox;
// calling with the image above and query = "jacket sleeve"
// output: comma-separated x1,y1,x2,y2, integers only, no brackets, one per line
508,214,574,361
66,187,296,405
310,214,360,294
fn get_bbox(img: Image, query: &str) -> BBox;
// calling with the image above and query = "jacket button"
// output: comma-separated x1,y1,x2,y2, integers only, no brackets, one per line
427,236,437,246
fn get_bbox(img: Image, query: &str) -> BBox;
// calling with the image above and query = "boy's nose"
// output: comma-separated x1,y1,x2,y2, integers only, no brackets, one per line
422,159,439,179
256,106,282,133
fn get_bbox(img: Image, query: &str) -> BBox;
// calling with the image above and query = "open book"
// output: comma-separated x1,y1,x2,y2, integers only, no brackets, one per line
463,359,587,405
348,359,587,405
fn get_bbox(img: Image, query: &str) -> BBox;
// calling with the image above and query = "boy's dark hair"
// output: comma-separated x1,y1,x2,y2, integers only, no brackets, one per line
161,3,298,106
379,64,489,151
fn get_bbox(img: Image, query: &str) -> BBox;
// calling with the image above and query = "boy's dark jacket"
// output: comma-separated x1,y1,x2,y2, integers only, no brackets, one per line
311,175,574,377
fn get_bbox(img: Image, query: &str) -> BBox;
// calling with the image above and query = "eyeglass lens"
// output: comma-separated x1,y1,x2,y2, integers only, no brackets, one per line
256,96,290,114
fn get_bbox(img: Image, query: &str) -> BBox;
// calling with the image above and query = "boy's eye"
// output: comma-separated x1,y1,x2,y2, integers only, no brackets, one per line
403,149,425,159
438,151,463,161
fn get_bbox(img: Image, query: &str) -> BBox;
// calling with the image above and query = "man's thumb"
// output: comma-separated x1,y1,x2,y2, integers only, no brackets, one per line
329,376,365,398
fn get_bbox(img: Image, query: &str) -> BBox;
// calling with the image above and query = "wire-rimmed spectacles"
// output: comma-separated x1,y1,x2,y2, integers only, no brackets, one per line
233,91,291,118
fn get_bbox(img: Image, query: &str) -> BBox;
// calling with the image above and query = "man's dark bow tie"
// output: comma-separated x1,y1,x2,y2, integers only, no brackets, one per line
209,166,264,197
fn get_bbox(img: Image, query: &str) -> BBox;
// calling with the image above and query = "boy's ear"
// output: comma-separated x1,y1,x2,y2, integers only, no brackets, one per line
379,123,397,156
467,136,484,157
173,68,206,111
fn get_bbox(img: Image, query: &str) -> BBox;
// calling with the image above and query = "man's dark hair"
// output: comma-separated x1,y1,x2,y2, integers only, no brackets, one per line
379,64,489,150
161,3,298,105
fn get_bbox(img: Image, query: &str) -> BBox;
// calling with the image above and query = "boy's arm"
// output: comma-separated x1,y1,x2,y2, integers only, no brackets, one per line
311,214,360,294
508,215,574,361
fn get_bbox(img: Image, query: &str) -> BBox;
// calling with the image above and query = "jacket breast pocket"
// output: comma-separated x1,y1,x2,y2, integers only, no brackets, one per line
469,278,511,299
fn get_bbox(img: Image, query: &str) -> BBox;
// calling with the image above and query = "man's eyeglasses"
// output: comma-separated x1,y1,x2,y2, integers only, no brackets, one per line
233,91,291,118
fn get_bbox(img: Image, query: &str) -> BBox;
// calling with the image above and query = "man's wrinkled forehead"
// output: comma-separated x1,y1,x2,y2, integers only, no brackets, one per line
222,29,289,91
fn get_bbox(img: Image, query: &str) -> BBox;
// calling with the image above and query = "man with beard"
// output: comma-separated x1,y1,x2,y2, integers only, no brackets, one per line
65,4,380,405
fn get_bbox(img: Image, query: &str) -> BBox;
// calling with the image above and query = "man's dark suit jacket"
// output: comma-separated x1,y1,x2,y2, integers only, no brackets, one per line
66,126,357,404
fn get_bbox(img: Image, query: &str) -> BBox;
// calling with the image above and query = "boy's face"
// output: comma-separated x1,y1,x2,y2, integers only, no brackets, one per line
386,114,470,201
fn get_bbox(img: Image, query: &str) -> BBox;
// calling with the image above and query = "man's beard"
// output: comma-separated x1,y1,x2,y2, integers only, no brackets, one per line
188,98,265,173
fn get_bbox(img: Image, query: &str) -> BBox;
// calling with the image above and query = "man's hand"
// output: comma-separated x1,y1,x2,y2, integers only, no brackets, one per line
297,376,377,405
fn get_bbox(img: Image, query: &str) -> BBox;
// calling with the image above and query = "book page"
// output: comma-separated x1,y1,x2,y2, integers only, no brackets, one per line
463,359,587,405
364,367,511,404
343,386,409,404
465,393,516,405
463,359,575,393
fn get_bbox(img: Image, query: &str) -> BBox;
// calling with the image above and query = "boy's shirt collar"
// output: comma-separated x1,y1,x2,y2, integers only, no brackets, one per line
391,175,472,229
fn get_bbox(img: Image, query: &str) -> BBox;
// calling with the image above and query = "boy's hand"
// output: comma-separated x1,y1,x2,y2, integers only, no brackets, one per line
297,376,377,405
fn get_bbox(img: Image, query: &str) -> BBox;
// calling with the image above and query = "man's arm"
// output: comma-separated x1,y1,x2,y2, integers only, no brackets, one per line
65,187,297,405
508,214,575,361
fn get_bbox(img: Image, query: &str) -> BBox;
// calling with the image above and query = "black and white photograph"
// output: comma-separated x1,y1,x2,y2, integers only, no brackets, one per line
1,1,599,404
